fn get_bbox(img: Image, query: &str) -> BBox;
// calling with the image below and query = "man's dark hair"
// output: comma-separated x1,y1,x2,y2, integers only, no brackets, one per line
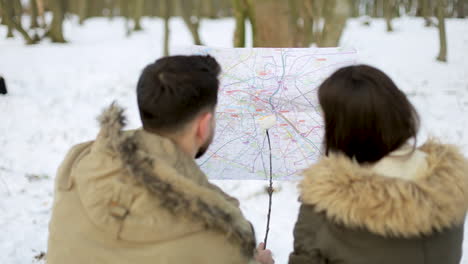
318,65,420,164
137,55,221,133
0,76,7,95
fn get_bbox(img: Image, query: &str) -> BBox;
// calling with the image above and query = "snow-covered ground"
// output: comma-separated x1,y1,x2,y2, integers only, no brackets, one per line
0,16,467,264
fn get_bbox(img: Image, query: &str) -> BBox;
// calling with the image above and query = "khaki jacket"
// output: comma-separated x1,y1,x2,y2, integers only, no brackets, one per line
47,104,257,264
290,142,468,264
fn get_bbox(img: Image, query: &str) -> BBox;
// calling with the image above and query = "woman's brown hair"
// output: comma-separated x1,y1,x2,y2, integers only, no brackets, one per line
318,65,420,164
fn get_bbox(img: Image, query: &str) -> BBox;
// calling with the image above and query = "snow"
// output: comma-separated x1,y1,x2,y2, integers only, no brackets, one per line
0,16,467,264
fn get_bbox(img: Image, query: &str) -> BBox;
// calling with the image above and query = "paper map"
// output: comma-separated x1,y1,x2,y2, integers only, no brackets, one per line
175,46,357,180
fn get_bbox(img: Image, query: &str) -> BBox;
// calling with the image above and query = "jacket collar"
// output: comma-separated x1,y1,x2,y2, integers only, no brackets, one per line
300,141,468,237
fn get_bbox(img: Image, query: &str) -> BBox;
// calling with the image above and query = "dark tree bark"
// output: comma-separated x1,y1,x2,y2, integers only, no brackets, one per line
30,0,39,28
232,0,247,47
457,0,465,17
436,0,447,62
48,0,66,43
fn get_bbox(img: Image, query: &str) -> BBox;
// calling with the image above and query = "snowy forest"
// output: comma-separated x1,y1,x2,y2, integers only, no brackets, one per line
1,0,467,59
1,0,468,264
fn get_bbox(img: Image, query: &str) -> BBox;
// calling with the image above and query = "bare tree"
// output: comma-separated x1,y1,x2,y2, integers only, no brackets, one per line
384,0,395,31
48,0,67,43
436,0,447,62
133,0,144,31
0,1,15,38
162,0,172,56
251,0,295,47
319,0,351,47
232,0,248,47
457,0,466,17
36,0,46,28
30,0,39,28
0,0,36,44
180,0,202,45
78,0,89,25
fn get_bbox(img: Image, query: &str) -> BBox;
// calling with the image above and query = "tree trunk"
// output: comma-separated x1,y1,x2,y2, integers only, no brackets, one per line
0,0,14,37
133,0,144,31
30,0,39,28
252,0,294,47
351,0,360,17
78,0,89,25
302,0,314,46
289,0,302,47
180,0,202,45
310,0,324,44
457,0,465,17
373,0,383,17
421,0,433,26
232,0,247,47
405,0,414,14
436,0,447,62
319,0,351,47
384,0,394,32
36,0,46,28
0,0,36,43
48,0,66,43
163,0,171,56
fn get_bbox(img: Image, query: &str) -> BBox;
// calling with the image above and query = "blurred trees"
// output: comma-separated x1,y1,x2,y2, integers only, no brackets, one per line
0,0,36,44
0,0,465,61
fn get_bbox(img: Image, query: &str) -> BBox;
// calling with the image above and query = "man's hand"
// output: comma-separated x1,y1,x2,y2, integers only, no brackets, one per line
254,243,274,264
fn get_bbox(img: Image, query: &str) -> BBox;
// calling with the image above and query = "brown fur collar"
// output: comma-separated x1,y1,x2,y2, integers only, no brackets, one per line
98,103,256,257
300,141,468,238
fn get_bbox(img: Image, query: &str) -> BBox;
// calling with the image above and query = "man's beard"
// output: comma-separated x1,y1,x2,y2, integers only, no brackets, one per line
195,128,215,159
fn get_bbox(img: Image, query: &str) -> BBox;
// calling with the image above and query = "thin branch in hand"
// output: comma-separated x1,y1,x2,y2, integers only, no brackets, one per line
263,129,273,248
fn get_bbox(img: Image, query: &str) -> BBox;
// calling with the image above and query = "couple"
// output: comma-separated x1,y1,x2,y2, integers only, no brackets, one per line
46,55,468,264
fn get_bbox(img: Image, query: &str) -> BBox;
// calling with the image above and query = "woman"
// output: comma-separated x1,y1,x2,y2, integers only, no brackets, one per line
289,65,468,264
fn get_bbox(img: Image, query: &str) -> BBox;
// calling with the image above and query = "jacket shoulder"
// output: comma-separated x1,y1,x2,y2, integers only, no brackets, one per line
299,141,468,238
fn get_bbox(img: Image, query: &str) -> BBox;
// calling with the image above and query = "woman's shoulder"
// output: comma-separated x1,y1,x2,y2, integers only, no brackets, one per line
298,140,468,238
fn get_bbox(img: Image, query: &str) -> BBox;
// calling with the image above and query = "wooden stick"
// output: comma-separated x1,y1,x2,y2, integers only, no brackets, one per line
263,129,273,247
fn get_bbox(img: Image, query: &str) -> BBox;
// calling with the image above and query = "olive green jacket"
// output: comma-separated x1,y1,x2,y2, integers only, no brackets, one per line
47,104,257,264
290,142,468,264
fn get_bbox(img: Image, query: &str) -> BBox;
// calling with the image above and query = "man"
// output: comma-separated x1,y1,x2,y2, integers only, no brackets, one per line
46,55,273,264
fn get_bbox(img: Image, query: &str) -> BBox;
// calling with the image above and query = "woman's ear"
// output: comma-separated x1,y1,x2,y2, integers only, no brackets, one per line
196,112,214,144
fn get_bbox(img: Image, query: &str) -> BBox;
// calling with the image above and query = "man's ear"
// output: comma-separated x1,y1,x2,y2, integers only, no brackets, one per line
195,112,213,144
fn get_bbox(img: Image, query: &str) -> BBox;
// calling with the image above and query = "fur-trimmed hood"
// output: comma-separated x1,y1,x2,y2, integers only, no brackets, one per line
300,141,468,238
74,103,256,257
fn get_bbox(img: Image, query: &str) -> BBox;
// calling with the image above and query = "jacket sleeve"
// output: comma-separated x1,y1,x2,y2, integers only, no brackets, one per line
288,204,327,264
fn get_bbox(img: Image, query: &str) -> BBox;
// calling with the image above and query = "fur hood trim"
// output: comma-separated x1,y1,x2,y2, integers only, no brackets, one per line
300,141,468,238
98,103,256,257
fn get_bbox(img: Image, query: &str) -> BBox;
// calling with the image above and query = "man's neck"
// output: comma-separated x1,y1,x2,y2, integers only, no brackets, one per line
146,129,197,159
